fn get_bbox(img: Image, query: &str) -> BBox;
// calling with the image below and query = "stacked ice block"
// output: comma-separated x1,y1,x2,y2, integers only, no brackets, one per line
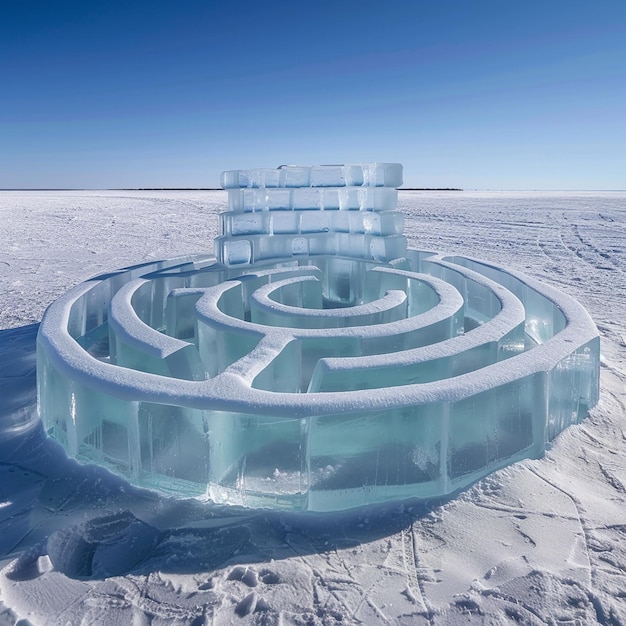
216,164,407,266
37,163,601,512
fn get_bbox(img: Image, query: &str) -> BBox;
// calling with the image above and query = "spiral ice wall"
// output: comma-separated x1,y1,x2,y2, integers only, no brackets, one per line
37,164,600,511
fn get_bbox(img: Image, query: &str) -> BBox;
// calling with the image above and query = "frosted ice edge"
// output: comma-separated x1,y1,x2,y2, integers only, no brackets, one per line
37,164,600,512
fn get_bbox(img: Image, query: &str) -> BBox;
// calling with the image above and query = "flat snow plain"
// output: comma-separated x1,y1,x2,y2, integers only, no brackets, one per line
0,190,625,625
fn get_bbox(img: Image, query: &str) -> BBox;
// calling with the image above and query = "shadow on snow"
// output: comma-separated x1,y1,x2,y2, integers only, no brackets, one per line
0,323,458,581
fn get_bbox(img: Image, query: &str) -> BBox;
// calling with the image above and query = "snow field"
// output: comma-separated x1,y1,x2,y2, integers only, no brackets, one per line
0,190,625,624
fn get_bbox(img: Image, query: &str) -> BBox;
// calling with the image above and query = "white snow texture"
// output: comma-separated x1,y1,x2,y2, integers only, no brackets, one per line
0,189,625,624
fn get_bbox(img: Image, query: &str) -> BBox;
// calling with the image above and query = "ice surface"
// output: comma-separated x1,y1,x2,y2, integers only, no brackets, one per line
36,165,601,512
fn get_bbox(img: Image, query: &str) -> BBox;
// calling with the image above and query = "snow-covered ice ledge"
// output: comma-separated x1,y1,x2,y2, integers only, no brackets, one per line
36,164,600,512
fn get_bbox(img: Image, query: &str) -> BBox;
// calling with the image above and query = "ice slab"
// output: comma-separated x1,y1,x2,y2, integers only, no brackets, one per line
37,164,600,512
220,163,403,189
227,187,398,212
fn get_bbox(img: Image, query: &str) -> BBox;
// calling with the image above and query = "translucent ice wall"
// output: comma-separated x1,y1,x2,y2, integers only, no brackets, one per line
37,164,600,512
215,163,407,270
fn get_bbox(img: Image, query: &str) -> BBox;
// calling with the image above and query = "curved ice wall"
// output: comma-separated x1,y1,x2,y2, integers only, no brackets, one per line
37,164,600,512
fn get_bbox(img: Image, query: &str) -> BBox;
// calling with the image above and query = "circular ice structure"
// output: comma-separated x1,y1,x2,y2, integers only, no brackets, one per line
37,164,600,512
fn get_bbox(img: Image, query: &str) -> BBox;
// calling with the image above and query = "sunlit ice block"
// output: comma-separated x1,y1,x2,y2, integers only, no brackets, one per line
221,163,403,189
220,208,404,237
214,232,408,266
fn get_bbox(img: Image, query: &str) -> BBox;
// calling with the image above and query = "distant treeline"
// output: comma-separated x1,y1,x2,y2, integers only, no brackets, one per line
122,188,224,191
130,187,465,191
2,187,463,192
128,187,465,192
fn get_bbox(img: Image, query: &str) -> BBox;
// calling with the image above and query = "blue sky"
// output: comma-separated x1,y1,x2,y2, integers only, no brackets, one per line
1,0,625,189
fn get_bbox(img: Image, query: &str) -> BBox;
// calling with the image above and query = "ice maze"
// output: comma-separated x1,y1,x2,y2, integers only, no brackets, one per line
37,164,600,512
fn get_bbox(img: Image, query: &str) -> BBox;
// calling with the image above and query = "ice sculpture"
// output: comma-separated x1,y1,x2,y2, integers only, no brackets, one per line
37,164,600,512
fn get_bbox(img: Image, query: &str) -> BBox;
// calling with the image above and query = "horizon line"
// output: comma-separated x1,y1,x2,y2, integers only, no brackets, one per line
1,187,626,193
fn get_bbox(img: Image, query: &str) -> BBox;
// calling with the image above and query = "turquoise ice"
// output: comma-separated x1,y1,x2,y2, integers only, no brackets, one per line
37,164,600,511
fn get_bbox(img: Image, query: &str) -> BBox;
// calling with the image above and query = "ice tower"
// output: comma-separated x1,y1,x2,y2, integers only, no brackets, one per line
37,163,600,512
216,164,405,268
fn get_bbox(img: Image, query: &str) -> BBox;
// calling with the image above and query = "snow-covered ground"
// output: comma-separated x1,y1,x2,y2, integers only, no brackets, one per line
1,190,625,625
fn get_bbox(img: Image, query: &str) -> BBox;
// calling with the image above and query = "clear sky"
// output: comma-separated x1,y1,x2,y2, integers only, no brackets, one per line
2,0,625,190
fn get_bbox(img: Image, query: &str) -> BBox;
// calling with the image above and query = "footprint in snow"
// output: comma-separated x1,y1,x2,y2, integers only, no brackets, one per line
224,565,281,617
227,565,259,587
